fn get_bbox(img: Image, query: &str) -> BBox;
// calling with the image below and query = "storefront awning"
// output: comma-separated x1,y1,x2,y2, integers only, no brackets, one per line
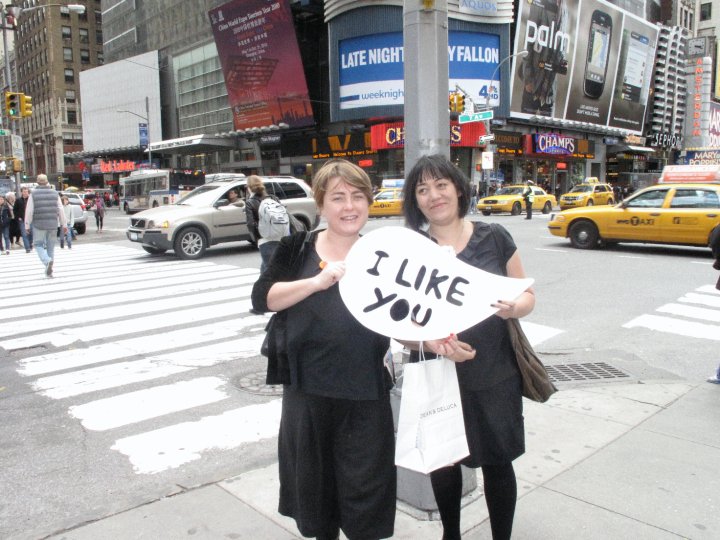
148,134,237,154
609,144,655,154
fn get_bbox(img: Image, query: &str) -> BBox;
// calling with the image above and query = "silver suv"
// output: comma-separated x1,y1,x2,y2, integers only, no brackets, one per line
126,176,319,259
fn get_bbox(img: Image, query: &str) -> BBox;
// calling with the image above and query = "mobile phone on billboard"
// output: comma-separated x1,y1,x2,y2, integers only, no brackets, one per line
584,10,612,99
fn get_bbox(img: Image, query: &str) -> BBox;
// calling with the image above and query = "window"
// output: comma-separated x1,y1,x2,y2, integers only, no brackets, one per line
79,28,89,43
66,90,76,103
60,5,70,17
80,50,90,64
64,68,74,83
63,47,73,61
626,188,669,208
96,30,103,45
62,26,71,39
670,189,720,208
97,51,104,64
700,3,712,21
67,110,77,124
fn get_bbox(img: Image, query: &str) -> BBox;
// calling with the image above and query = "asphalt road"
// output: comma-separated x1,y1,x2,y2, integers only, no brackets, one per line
1,208,716,539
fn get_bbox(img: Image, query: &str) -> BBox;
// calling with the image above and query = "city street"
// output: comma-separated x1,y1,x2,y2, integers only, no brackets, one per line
1,210,718,539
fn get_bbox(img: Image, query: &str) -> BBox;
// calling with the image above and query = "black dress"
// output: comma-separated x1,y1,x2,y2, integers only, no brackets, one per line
251,232,396,540
418,222,526,466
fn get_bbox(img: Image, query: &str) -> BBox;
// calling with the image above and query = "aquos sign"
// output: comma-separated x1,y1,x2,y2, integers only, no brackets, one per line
532,133,575,155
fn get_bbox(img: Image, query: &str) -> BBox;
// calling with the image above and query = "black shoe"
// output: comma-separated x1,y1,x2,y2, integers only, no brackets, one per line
249,308,264,315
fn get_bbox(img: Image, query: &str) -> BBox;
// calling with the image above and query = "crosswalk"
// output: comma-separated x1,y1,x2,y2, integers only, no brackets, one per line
623,284,720,341
5,244,565,476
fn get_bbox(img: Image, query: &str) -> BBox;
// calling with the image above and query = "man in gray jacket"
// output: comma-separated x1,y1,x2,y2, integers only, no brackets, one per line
24,174,67,277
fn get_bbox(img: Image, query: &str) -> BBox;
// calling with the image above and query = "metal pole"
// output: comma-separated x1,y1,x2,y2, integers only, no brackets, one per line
145,95,152,167
403,0,450,171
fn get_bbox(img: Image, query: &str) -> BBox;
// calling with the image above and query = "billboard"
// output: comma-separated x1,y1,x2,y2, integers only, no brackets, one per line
509,0,657,135
208,0,314,131
338,31,501,110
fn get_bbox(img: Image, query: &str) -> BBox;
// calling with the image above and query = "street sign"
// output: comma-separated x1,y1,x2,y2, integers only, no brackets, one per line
11,134,23,160
138,123,148,148
458,110,494,124
478,134,495,144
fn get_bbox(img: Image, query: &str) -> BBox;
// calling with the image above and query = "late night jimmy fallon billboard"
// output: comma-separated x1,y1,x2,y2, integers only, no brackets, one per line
209,0,314,131
509,0,657,134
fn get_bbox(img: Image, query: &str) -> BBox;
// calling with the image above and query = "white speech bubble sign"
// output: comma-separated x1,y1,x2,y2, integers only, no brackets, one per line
339,227,534,341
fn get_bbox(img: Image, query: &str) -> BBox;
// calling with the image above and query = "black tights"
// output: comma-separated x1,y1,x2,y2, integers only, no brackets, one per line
430,463,517,540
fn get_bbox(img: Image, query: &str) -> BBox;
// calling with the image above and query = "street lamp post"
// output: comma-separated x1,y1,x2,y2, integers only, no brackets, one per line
117,96,152,167
1,2,85,195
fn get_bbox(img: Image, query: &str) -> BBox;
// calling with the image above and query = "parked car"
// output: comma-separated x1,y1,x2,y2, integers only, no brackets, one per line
59,192,88,234
548,182,720,249
126,176,319,259
558,182,615,209
369,188,403,217
477,185,556,216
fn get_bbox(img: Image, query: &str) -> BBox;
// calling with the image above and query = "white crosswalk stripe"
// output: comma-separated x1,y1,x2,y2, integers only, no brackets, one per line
6,244,280,474
6,243,565,475
623,285,720,340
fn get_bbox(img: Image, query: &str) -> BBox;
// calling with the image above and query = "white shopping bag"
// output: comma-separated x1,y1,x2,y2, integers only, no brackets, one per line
395,357,469,474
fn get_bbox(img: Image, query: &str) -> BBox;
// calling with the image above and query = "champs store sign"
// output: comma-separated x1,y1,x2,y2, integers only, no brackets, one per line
524,133,595,159
370,121,487,150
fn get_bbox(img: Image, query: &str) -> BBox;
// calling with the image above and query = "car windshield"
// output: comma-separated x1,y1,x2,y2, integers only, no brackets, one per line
568,185,593,193
375,191,399,201
495,187,524,195
176,185,230,206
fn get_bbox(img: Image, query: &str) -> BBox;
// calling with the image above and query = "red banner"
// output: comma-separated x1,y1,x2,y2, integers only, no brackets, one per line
370,121,487,150
209,0,314,131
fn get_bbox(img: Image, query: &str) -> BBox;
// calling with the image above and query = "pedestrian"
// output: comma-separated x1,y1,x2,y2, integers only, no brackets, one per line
523,181,534,219
93,193,105,232
0,194,12,254
402,154,536,540
244,175,283,273
5,192,20,248
59,195,74,249
13,186,33,252
707,226,720,384
25,174,67,277
251,159,396,540
469,182,478,214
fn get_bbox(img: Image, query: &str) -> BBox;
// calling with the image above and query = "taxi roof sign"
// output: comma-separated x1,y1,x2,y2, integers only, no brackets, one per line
658,165,720,184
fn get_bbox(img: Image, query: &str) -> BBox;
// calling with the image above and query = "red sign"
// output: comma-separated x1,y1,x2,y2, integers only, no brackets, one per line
370,121,487,150
209,0,314,131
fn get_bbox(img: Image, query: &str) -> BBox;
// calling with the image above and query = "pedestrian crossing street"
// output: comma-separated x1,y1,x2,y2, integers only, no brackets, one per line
4,243,567,476
623,283,720,341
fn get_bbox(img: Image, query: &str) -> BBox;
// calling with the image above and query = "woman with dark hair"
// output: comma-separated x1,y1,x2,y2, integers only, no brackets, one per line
251,159,396,540
402,154,535,540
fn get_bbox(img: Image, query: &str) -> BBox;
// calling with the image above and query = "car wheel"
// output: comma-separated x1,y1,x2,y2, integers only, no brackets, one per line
481,210,491,216
75,223,86,234
511,202,521,216
174,227,207,260
142,246,166,255
569,221,600,249
586,199,594,206
542,201,552,214
607,198,614,205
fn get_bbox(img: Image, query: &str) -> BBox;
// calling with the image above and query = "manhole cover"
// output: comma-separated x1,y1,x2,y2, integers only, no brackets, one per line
234,371,284,396
545,362,630,383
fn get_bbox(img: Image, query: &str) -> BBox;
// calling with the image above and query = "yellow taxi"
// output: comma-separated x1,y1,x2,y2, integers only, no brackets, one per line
548,182,720,249
369,188,403,217
477,185,557,216
558,182,615,209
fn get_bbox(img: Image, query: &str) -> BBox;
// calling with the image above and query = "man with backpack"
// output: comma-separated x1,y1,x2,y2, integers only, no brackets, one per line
245,175,289,273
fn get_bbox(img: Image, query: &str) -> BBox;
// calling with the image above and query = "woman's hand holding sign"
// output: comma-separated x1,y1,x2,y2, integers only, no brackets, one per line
424,335,476,363
315,260,346,289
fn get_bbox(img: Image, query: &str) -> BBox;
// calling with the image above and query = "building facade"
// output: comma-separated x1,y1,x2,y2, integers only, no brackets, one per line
13,0,104,183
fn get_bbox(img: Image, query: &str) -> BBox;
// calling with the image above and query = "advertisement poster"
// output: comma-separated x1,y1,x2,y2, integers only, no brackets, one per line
208,0,314,131
338,31,500,109
509,0,656,135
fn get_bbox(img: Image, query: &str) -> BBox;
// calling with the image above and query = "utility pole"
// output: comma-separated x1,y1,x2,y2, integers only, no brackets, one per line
403,0,450,172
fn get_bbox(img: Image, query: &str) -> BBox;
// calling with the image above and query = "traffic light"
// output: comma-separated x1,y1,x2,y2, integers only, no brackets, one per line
5,92,20,119
456,93,465,113
20,94,33,117
449,92,458,113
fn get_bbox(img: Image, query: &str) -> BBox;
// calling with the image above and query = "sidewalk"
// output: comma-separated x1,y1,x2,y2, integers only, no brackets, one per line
50,380,719,539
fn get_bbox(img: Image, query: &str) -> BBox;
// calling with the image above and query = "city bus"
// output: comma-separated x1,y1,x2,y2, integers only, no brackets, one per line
119,169,205,214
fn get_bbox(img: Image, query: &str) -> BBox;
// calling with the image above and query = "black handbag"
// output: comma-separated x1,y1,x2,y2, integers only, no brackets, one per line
261,310,290,385
506,318,557,402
